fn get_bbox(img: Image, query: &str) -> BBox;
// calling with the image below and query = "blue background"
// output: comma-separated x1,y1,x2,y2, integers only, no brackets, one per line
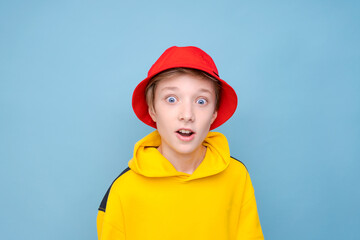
1,0,359,239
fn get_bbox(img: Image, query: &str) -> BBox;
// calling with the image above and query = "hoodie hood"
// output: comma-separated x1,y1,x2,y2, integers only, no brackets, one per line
128,131,231,181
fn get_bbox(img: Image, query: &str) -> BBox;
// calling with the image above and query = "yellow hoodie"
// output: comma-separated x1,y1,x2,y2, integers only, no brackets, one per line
97,131,264,240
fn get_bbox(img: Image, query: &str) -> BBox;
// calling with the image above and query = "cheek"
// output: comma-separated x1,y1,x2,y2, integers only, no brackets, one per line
198,112,216,127
153,110,173,125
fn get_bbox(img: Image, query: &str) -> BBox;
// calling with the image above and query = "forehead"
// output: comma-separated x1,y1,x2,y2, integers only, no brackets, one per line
155,73,216,93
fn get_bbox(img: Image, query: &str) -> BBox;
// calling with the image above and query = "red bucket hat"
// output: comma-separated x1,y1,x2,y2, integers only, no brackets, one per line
132,46,238,130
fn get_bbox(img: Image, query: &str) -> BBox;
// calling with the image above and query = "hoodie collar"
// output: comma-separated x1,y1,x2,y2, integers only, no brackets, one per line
128,131,230,181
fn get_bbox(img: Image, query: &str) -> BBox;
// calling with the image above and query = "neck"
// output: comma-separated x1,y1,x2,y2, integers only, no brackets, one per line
157,145,207,174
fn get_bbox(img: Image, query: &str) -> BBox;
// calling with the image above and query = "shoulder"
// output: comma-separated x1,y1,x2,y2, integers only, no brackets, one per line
223,156,251,183
229,156,248,173
98,167,131,212
227,157,255,191
111,167,132,186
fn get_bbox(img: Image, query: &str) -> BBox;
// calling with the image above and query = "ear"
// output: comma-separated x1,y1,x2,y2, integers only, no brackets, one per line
210,111,218,125
148,106,157,122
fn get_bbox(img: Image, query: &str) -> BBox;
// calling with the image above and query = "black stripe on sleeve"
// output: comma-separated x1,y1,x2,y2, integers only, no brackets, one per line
98,167,131,212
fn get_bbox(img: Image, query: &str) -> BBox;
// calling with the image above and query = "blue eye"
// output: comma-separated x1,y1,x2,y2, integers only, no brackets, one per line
197,98,207,105
166,96,177,103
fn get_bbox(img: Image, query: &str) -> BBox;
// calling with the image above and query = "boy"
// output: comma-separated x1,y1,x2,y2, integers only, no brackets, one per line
97,46,264,240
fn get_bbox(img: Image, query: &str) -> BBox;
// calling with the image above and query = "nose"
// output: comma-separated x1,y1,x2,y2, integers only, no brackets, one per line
178,101,195,122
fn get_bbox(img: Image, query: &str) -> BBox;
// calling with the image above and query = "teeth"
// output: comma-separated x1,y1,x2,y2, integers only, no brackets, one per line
179,129,192,134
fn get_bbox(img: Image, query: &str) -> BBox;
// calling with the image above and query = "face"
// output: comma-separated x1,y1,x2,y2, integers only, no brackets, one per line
149,74,218,158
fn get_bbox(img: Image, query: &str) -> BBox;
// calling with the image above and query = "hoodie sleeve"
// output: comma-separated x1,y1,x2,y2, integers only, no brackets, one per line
96,210,104,238
236,172,264,240
97,183,126,240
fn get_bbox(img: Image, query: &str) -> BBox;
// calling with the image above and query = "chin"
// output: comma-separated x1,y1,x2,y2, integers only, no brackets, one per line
174,145,202,155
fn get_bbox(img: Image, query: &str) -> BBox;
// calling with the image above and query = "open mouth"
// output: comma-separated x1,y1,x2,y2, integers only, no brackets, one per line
176,129,194,137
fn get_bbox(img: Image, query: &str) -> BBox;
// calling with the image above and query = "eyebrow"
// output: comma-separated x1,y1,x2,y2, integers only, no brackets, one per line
198,88,213,94
159,86,178,92
159,87,213,95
